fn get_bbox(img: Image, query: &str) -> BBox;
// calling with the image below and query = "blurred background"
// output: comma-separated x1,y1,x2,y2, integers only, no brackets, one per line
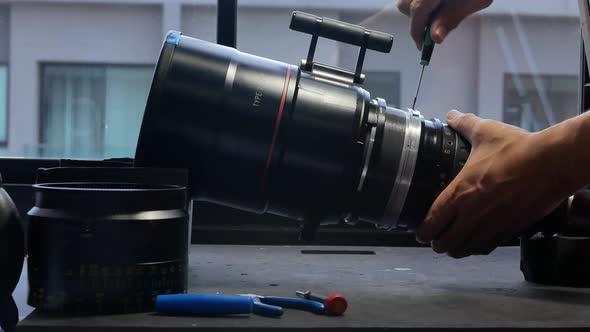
0,0,581,160
2,0,583,322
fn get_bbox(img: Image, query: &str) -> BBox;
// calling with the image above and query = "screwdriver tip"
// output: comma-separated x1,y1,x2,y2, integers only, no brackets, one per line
411,65,426,110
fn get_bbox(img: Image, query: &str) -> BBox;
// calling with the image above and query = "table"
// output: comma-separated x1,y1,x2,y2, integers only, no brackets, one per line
17,245,590,331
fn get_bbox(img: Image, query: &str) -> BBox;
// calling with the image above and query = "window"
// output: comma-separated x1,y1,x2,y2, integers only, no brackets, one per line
0,65,7,145
503,74,578,131
39,64,153,159
2,2,217,158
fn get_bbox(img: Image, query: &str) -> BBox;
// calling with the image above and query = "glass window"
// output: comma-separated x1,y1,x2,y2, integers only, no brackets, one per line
38,64,152,159
0,65,7,145
2,1,217,157
503,74,578,131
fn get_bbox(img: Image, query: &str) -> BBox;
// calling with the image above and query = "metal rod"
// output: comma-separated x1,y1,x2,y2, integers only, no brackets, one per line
411,65,425,110
217,0,238,48
580,32,590,114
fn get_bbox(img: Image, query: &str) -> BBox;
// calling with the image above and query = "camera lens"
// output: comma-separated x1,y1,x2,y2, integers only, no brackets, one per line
354,100,469,231
27,182,189,314
135,31,470,235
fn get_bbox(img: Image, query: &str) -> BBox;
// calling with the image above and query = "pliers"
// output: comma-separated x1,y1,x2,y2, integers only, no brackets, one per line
242,294,325,317
155,293,326,318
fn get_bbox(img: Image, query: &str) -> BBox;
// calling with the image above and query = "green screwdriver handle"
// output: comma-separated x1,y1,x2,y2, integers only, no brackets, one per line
420,26,435,66
420,0,447,66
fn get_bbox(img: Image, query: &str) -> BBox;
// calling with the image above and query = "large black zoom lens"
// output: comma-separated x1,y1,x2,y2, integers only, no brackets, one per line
135,13,470,237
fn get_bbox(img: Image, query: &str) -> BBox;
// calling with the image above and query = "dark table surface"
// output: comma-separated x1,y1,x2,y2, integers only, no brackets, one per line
17,245,590,331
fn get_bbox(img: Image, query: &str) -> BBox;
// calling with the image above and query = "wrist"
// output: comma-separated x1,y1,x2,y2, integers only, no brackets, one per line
533,113,590,196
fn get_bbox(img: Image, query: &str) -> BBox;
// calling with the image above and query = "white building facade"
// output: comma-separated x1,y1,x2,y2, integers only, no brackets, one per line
0,0,582,158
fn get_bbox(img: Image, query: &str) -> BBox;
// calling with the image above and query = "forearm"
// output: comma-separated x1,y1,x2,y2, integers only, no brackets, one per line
534,111,590,196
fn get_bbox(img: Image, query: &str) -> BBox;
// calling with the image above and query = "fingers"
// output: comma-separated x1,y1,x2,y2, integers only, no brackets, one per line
445,204,520,258
409,0,442,49
397,0,411,16
416,183,457,244
447,226,510,258
430,0,494,43
446,110,480,142
398,0,493,47
431,211,480,255
417,111,480,253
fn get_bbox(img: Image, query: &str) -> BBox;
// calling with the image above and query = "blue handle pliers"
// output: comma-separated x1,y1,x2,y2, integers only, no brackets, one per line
155,293,325,318
241,294,326,317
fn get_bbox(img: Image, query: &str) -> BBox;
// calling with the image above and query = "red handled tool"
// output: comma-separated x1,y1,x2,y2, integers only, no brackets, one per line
296,290,348,316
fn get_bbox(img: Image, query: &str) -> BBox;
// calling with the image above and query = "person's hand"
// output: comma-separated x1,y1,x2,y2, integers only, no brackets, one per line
416,111,569,258
397,0,493,49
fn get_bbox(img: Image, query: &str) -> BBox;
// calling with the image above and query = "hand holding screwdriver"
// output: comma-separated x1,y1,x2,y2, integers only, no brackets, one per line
407,0,493,109
397,0,493,50
411,1,446,110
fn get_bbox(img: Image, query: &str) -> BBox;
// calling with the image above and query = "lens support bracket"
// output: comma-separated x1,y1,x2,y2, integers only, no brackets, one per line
357,98,386,193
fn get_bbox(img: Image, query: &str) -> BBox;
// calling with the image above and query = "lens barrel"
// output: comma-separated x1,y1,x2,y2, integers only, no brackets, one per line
354,100,469,231
136,32,367,224
135,31,470,235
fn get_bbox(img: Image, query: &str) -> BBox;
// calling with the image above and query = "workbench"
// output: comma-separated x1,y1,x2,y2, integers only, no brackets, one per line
17,245,590,331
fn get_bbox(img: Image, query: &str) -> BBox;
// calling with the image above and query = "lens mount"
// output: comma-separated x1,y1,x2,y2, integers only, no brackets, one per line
380,109,423,230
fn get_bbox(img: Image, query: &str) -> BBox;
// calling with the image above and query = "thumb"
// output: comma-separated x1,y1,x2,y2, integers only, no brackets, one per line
446,110,479,142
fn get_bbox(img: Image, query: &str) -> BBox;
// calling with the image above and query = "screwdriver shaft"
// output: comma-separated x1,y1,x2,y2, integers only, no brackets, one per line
411,65,425,110
411,1,445,110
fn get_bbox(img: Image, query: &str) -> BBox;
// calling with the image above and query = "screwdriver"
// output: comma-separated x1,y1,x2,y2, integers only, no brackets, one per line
411,2,445,110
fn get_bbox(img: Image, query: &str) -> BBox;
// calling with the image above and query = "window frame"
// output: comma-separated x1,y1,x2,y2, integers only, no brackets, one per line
0,0,237,187
217,0,237,47
37,62,155,159
581,39,590,114
0,63,9,147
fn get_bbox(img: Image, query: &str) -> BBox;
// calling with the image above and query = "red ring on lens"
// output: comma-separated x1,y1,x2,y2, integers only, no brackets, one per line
261,66,292,191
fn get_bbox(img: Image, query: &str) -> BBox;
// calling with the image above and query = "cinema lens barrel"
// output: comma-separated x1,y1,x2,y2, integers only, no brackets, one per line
135,12,469,237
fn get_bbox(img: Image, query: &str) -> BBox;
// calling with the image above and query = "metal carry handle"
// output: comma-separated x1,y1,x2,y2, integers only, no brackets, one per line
290,11,394,84
290,11,393,53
